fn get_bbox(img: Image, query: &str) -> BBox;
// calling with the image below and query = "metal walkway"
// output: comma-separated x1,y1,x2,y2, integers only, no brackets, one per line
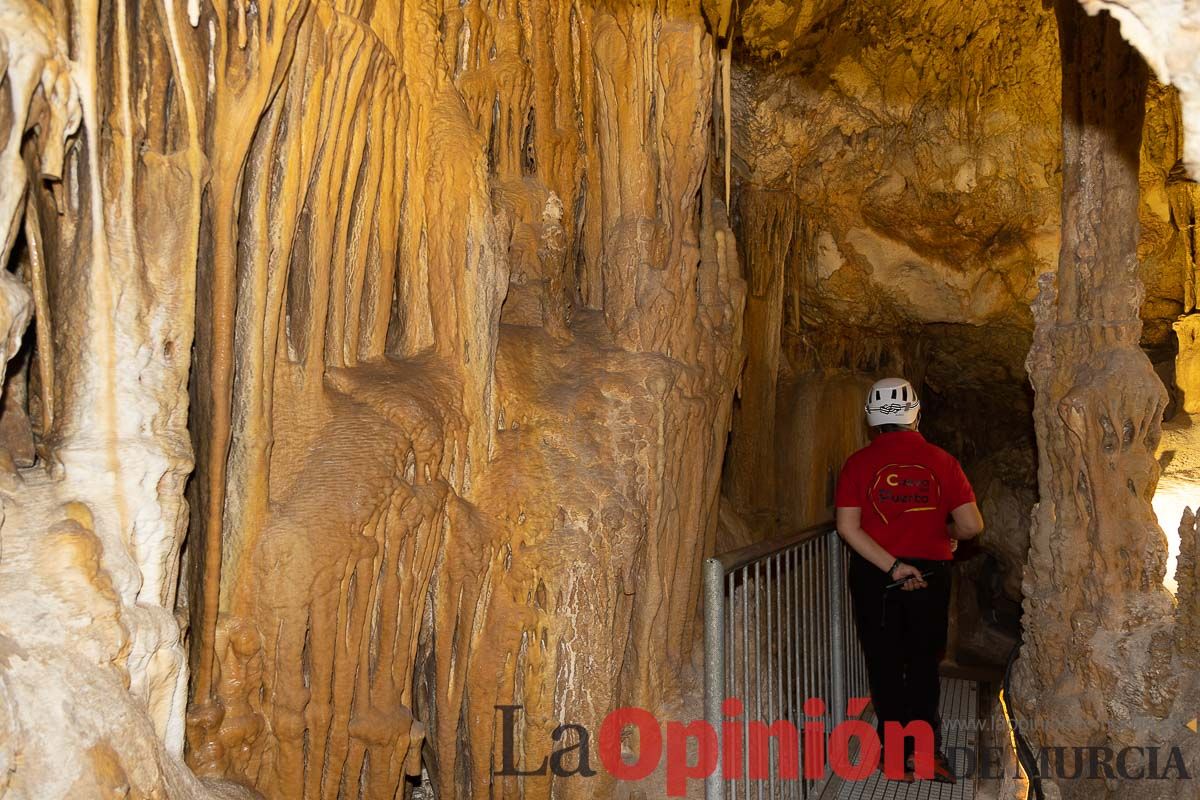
703,522,982,800
833,677,977,800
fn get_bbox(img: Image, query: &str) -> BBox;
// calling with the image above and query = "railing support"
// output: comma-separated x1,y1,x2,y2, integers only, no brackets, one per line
702,522,862,800
703,556,725,800
828,537,847,729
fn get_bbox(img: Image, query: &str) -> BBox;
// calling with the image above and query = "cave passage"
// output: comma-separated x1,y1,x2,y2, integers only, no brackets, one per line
0,0,1199,798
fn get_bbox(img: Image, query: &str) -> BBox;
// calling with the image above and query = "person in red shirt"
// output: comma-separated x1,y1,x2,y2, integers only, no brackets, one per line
835,377,984,783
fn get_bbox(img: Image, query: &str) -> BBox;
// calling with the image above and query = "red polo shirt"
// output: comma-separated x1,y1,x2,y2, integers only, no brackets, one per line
834,430,975,561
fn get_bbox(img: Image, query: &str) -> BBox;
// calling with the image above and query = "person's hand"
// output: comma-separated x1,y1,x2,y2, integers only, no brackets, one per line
949,539,958,553
891,562,927,591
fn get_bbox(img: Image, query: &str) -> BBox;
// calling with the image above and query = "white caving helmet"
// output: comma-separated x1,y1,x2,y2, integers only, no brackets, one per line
865,377,920,427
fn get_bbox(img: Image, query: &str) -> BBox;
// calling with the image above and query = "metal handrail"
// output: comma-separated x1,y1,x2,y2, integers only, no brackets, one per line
703,520,869,800
710,520,836,572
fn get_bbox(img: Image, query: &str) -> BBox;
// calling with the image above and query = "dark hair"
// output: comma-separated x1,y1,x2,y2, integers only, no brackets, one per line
872,423,913,434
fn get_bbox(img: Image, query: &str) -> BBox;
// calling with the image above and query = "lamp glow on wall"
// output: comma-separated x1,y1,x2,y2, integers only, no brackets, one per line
1151,487,1187,595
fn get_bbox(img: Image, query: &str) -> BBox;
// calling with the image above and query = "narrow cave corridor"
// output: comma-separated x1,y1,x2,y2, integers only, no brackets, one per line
1,0,1200,799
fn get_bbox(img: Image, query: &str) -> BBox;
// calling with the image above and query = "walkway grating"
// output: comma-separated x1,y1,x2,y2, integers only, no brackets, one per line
834,677,978,800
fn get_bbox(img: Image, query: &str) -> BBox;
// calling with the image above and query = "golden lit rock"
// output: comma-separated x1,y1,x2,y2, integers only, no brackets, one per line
0,0,1199,797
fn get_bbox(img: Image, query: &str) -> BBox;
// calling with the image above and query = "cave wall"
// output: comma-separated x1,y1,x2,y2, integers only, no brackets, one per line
0,0,744,796
179,0,747,797
5,0,1200,796
731,0,1061,335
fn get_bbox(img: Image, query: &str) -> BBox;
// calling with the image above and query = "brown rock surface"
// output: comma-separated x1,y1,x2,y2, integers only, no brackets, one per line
1015,5,1199,798
0,0,743,794
731,0,1061,334
176,0,744,797
5,0,1200,797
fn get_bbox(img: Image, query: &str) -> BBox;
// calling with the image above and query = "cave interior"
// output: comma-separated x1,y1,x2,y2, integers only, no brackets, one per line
0,0,1199,797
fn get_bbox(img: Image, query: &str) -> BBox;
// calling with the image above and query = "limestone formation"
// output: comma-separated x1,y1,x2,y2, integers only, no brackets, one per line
1014,4,1199,799
2,0,1200,797
0,0,745,793
0,0,216,791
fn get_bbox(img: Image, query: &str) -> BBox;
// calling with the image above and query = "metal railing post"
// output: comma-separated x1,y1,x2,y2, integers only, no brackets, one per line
826,532,847,729
702,520,865,799
704,557,726,800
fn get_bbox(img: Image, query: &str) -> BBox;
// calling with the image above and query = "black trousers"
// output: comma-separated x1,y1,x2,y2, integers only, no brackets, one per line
847,553,952,756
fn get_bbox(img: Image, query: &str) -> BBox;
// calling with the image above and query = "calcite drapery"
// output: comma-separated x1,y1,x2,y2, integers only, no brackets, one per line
0,0,224,792
177,0,745,797
0,0,744,793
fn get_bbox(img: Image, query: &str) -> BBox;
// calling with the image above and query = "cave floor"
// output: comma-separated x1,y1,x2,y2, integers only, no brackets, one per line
832,677,978,800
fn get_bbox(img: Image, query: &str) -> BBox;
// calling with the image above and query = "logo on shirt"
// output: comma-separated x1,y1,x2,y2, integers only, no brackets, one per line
869,463,941,523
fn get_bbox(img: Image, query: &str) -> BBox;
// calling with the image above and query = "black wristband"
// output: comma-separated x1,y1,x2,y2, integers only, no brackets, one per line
887,558,901,577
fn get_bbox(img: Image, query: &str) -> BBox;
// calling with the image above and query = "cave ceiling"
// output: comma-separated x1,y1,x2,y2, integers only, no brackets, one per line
729,0,1193,413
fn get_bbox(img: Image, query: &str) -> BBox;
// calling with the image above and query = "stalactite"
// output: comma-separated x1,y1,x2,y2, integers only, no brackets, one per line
187,0,311,709
724,187,794,517
0,0,225,791
4,0,744,793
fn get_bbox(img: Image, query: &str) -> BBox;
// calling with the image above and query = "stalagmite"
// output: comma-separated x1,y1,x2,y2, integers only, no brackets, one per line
1014,4,1199,798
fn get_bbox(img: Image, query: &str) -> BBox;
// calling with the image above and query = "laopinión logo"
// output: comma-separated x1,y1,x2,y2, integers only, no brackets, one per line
493,698,1192,796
